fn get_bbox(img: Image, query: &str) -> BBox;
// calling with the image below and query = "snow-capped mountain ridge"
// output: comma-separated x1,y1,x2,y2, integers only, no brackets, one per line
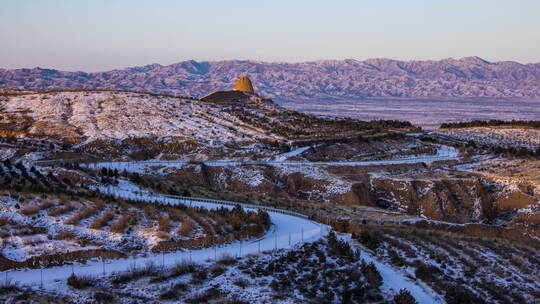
1,57,540,101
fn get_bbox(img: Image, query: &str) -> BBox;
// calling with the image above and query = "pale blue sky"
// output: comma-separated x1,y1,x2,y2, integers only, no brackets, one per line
1,0,539,71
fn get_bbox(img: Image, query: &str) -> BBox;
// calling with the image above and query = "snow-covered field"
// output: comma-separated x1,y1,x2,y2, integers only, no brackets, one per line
2,91,276,144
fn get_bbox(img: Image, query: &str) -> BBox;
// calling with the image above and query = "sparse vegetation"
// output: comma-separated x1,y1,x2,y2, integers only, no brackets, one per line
67,273,96,289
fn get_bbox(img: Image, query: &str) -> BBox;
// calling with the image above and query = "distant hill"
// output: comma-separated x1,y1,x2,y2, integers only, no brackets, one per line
1,57,540,101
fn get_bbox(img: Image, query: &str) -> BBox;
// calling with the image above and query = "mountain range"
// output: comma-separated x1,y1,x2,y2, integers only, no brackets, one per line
1,57,540,102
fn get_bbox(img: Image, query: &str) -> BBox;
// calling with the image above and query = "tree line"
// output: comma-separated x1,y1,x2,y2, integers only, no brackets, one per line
440,120,540,129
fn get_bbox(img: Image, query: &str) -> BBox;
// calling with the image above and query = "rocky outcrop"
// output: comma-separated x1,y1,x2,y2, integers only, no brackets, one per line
369,175,540,229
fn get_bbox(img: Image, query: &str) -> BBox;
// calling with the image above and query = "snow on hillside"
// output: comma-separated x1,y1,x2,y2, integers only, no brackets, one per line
2,91,275,144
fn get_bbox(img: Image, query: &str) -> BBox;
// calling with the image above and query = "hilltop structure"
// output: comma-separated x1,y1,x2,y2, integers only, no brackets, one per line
233,76,255,94
201,75,270,104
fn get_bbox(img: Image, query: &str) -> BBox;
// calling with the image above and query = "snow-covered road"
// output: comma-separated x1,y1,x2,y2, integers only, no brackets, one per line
0,184,325,293
1,162,446,303
83,145,459,173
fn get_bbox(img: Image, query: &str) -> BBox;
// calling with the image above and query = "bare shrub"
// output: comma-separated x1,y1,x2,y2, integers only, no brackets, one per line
209,264,226,277
90,210,115,229
167,208,184,221
58,193,71,205
48,204,75,217
178,217,193,236
185,287,224,303
158,215,170,233
170,260,198,277
109,213,133,233
93,291,114,302
233,277,249,288
66,207,98,225
112,261,159,284
67,273,95,289
20,204,39,216
55,230,76,240
217,253,237,266
190,268,208,285
394,289,417,304
0,277,18,295
144,205,158,221
0,215,10,226
38,199,54,210
160,282,188,300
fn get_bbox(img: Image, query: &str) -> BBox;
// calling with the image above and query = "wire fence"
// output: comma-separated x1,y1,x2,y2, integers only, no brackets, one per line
0,192,326,291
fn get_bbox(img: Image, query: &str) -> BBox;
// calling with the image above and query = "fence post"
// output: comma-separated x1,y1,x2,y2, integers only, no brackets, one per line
40,266,43,289
289,232,291,246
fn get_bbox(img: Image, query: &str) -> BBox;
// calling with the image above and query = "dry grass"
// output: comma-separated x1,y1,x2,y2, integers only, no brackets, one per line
55,230,76,240
67,273,95,289
178,217,193,237
144,205,158,221
38,199,54,210
158,215,170,233
48,204,75,217
58,193,71,205
20,204,39,216
90,210,115,229
109,213,134,233
0,215,10,226
66,207,98,225
167,208,184,222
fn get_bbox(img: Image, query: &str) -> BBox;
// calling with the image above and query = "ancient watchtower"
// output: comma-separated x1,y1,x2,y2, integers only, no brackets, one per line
233,76,255,94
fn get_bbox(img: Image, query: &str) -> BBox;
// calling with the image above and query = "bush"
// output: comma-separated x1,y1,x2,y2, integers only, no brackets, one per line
445,286,485,304
394,289,417,304
361,261,382,288
185,287,224,304
66,207,98,225
109,213,132,233
414,262,441,282
93,291,114,302
112,262,159,284
159,215,170,233
90,211,114,229
170,260,198,277
355,230,381,250
160,282,188,300
233,277,249,288
191,268,208,284
217,253,237,266
0,279,18,295
209,264,226,277
178,218,193,236
20,204,39,216
67,274,95,289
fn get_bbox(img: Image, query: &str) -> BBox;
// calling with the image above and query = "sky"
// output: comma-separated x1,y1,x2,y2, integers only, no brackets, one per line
1,0,539,72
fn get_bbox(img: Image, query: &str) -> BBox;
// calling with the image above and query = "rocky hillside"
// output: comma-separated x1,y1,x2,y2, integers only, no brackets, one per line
1,57,540,101
0,90,412,161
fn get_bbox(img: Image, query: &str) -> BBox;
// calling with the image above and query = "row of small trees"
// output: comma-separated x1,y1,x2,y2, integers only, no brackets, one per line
440,119,540,129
